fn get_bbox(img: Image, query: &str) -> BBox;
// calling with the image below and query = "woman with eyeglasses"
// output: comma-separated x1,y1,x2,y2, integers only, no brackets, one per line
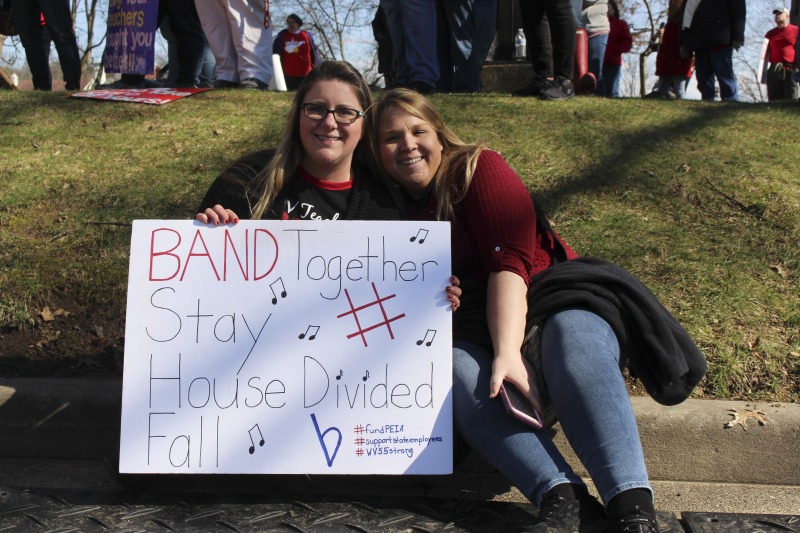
197,61,402,224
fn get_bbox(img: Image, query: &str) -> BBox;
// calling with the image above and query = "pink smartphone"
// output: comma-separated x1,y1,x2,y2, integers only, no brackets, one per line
499,382,543,430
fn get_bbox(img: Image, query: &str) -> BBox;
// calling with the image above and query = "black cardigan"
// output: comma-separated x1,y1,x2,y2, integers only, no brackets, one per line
526,257,707,406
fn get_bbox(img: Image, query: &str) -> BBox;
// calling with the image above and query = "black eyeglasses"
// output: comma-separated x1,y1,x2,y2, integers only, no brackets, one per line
301,103,364,124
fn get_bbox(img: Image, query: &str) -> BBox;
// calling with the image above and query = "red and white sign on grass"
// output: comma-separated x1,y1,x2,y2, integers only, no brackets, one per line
70,87,211,105
120,220,453,474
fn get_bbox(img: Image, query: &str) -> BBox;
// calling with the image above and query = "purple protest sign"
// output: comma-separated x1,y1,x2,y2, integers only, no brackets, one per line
103,0,159,75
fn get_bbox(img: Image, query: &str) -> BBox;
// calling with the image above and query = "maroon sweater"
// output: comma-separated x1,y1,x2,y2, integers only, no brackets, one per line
403,150,578,346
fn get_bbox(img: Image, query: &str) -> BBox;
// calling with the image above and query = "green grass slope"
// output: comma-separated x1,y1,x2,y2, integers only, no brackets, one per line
0,90,798,401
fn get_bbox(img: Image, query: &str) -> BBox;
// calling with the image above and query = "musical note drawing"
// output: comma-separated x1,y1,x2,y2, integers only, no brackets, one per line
298,325,320,340
336,370,343,380
362,370,370,381
410,228,429,244
269,277,287,305
416,329,437,347
248,424,265,454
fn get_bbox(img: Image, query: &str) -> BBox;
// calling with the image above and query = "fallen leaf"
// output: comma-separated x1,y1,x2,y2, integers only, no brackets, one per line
36,329,61,348
769,264,789,279
95,325,105,338
212,129,221,136
192,164,204,173
748,336,760,350
32,141,40,150
40,306,55,321
676,163,691,172
724,408,767,431
53,308,71,318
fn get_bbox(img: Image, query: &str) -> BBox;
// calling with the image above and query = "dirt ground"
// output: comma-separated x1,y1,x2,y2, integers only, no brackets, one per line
0,305,124,378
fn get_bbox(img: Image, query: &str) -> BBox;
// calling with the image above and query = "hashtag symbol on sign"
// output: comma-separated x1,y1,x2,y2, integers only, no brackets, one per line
354,437,365,446
337,282,406,348
356,448,364,457
353,425,364,434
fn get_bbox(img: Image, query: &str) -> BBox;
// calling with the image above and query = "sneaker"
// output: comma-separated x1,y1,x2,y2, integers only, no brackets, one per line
538,77,575,101
576,72,597,95
608,506,659,533
524,494,607,533
513,78,545,97
239,77,269,90
213,79,239,89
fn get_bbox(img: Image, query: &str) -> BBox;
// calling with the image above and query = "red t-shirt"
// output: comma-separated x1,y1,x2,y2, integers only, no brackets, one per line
278,30,315,77
765,25,798,65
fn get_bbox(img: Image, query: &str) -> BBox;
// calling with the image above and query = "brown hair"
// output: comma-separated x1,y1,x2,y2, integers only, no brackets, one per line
373,88,483,221
248,60,376,218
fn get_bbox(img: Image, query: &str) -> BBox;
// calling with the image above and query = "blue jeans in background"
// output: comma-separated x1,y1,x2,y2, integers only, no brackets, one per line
600,63,621,96
379,0,439,87
437,0,497,92
694,45,738,101
588,33,608,90
452,309,652,506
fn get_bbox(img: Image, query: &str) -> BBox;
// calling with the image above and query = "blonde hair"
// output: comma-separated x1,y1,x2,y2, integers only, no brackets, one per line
249,61,377,219
373,89,483,221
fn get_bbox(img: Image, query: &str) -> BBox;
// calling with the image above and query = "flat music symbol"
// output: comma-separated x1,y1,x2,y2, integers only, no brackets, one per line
362,370,370,381
248,424,265,454
410,228,429,244
416,329,437,347
269,277,287,305
299,325,320,340
336,370,343,380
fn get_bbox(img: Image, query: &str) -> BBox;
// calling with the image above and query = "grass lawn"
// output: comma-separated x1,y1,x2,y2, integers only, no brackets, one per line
0,89,798,401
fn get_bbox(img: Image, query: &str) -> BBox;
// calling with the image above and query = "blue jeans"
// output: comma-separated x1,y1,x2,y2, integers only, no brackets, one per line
587,33,608,87
694,45,738,101
600,63,621,96
379,0,439,87
438,0,497,92
452,309,652,507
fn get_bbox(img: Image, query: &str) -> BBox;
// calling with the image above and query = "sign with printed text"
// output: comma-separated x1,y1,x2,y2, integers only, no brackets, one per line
104,0,158,75
70,88,211,106
120,220,453,474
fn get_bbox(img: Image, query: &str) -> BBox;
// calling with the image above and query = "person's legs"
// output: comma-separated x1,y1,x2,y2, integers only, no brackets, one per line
587,33,608,89
766,64,782,101
693,48,716,101
540,309,652,506
519,1,552,79
195,0,239,84
10,0,51,89
380,0,410,86
37,0,81,89
161,0,205,87
786,73,799,100
397,0,439,88
444,0,496,92
452,340,584,506
709,45,737,101
602,63,621,96
543,0,576,80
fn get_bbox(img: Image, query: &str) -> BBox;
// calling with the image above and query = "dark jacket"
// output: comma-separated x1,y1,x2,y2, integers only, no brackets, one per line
681,0,746,50
526,257,707,406
197,150,404,221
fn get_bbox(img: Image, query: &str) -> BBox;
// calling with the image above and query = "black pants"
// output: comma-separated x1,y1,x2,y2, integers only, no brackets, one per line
11,0,81,90
517,0,575,80
766,63,799,101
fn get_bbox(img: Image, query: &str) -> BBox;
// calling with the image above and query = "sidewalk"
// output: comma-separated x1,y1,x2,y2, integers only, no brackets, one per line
1,378,798,527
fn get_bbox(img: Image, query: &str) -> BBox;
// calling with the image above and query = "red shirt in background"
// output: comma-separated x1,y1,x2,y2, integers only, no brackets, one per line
765,24,798,65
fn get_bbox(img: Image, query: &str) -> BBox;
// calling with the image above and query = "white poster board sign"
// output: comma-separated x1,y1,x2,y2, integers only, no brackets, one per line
120,220,453,474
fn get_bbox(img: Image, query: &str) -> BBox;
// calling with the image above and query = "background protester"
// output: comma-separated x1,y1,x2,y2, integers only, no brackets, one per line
681,0,746,101
379,0,438,94
762,7,798,101
436,0,497,93
599,0,632,97
10,0,80,91
195,0,273,90
272,14,320,91
654,0,694,98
